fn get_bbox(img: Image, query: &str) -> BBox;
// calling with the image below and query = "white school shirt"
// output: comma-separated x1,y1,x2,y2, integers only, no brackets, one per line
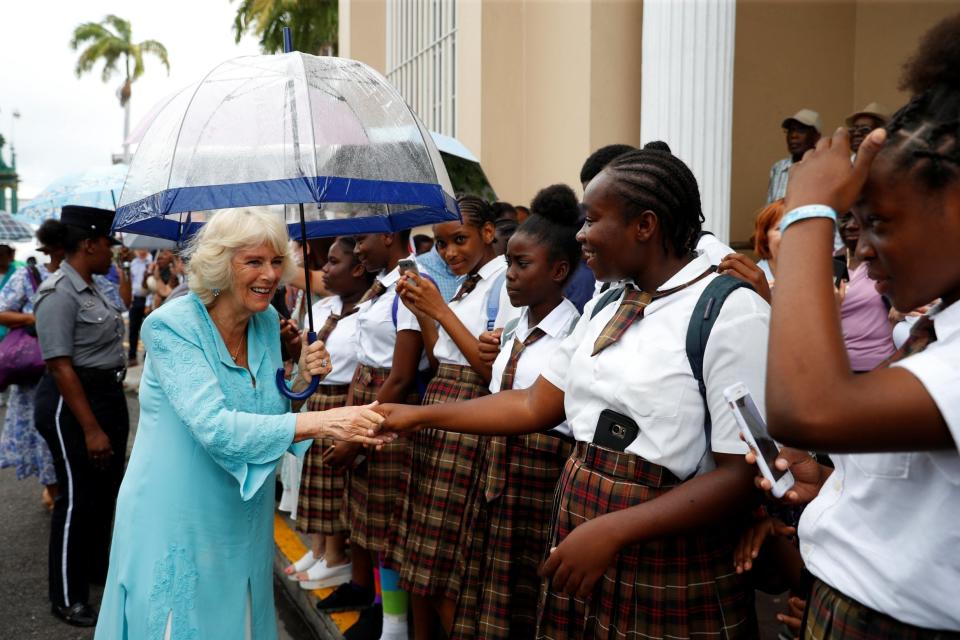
310,296,361,386
355,256,425,369
432,255,521,367
798,300,960,631
542,254,766,480
489,300,580,438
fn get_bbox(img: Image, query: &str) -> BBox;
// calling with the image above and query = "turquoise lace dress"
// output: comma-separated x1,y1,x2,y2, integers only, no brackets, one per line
95,293,310,640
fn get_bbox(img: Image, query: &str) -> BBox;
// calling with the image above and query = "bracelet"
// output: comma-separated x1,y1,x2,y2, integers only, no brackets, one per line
779,205,837,234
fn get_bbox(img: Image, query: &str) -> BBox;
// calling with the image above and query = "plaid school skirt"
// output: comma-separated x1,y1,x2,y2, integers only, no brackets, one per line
297,384,351,535
343,364,418,552
802,578,960,640
388,363,489,599
452,432,574,640
537,442,758,640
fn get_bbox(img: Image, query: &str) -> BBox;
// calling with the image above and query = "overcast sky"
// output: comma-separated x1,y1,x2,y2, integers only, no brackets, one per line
1,1,263,198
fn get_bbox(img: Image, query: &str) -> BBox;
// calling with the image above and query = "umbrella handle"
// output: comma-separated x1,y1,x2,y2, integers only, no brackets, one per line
275,330,321,401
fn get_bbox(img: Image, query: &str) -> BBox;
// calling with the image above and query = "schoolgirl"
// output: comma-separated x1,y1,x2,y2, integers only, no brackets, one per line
454,184,583,639
288,237,375,590
390,195,519,637
761,15,960,638
379,146,769,639
315,229,426,640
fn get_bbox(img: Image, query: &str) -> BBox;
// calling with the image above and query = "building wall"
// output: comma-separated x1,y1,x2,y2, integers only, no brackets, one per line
338,0,386,74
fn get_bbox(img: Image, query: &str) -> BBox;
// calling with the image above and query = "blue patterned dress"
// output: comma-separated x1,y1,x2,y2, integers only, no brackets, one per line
0,264,57,485
95,293,310,640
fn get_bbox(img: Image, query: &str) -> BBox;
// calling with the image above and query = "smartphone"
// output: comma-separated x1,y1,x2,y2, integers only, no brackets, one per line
397,258,419,278
724,383,795,498
592,409,640,452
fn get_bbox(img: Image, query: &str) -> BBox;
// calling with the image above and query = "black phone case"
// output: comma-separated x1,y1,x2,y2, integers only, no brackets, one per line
592,409,640,452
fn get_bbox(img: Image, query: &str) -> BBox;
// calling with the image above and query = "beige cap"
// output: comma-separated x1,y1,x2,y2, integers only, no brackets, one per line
781,109,822,133
845,102,890,127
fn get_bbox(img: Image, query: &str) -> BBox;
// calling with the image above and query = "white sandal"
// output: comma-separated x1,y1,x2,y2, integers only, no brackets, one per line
284,550,318,579
296,559,352,590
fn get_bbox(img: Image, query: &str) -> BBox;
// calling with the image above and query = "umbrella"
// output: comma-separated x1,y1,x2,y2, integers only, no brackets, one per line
112,47,459,400
119,233,178,251
16,164,128,224
0,211,35,241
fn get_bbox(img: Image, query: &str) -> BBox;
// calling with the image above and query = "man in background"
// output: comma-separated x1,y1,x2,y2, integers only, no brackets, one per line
767,108,821,203
126,249,152,366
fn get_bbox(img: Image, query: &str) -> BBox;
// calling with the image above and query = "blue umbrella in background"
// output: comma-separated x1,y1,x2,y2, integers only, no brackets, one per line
112,43,459,400
0,210,35,241
16,164,128,224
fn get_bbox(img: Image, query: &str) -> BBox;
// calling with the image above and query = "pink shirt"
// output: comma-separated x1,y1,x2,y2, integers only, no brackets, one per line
840,263,895,371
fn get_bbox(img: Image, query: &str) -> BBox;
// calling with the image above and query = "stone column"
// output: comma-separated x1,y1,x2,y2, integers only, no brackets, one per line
641,0,736,242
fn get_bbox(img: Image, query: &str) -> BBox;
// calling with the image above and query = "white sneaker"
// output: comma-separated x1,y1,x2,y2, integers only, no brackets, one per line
284,550,317,581
297,559,352,590
380,616,409,640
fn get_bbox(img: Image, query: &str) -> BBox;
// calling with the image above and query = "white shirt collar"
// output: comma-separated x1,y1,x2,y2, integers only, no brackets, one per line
928,298,960,342
377,254,417,288
477,254,506,281
518,299,579,340
653,254,712,291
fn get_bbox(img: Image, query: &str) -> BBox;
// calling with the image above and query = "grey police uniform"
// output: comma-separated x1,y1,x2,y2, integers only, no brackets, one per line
33,261,130,610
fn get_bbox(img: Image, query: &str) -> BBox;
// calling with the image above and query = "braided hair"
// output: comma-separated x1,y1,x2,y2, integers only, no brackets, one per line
580,144,637,185
602,141,704,257
518,184,582,285
457,194,498,230
885,13,960,189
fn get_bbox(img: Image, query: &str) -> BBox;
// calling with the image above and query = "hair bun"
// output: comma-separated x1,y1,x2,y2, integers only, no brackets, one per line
900,13,960,94
530,184,580,227
643,140,672,153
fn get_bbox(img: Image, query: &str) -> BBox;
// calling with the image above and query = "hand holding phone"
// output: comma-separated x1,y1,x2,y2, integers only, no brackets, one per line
724,383,795,499
397,258,420,279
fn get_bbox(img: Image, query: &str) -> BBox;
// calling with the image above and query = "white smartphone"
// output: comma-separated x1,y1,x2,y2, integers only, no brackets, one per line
723,383,795,499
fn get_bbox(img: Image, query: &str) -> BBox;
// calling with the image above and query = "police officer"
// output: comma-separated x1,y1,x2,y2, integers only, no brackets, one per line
33,206,129,628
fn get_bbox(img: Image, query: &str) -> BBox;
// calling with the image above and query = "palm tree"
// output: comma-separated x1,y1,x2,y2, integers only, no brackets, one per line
70,15,170,163
232,0,337,55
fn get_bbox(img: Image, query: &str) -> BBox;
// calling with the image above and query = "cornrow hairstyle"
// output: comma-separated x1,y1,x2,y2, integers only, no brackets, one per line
491,201,518,221
336,236,377,284
519,183,583,285
580,144,637,185
457,194,498,229
885,13,960,189
603,141,704,257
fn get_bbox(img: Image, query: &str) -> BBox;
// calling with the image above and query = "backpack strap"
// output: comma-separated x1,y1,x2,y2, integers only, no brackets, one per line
685,273,753,474
485,271,508,331
589,286,624,320
392,271,438,328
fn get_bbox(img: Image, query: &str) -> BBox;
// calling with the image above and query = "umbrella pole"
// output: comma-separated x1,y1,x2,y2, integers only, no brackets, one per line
298,203,315,334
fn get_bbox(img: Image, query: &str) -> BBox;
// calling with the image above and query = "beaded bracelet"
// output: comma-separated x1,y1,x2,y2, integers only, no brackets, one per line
779,205,837,234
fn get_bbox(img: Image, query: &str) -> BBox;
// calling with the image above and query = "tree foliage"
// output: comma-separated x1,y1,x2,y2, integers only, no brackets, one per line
70,15,170,106
232,0,338,55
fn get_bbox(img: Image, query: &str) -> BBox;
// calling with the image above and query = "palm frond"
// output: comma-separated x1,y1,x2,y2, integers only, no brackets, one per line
70,22,112,50
138,40,171,74
103,14,133,43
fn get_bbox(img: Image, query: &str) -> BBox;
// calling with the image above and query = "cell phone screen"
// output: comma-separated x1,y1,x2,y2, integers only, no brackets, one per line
736,396,786,481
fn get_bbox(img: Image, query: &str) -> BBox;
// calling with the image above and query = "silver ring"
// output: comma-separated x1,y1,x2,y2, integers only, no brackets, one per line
321,359,329,368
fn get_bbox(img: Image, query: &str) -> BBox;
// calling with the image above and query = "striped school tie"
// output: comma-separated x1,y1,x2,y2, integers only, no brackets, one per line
591,268,714,356
499,328,546,391
451,273,482,302
315,304,361,343
358,280,387,304
882,315,937,366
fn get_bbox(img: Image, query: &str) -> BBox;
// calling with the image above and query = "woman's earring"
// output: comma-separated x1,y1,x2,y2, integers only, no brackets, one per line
212,288,221,297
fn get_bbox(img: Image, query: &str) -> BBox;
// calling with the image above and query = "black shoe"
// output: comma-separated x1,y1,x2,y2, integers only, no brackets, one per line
343,604,383,640
51,602,98,627
316,582,374,612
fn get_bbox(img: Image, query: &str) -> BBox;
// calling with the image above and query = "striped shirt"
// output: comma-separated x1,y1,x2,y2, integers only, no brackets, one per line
767,157,792,203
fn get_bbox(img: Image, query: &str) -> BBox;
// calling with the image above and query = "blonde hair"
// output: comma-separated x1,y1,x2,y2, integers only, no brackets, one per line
187,208,297,305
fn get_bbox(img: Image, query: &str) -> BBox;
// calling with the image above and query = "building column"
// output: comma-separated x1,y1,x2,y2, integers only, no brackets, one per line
640,0,736,242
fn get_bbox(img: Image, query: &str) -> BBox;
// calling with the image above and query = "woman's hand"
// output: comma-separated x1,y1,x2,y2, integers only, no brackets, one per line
377,403,425,434
397,273,447,321
314,403,391,447
777,596,807,640
718,253,772,304
540,516,620,599
299,331,331,384
322,442,363,469
733,514,796,574
280,318,301,363
84,427,114,470
784,126,886,214
478,329,503,366
745,446,829,505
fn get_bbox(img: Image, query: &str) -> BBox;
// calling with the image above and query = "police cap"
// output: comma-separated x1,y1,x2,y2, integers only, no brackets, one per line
61,206,121,246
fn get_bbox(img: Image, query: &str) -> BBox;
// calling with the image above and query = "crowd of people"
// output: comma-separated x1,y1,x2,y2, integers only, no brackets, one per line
0,11,958,640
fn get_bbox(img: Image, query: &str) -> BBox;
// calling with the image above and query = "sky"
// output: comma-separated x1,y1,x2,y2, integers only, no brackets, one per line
1,1,263,199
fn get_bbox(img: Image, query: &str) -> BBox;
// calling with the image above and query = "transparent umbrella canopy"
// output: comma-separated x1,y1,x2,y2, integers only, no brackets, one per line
112,53,459,242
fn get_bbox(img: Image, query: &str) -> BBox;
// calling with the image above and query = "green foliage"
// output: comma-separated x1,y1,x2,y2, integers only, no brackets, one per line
70,15,170,105
232,0,338,55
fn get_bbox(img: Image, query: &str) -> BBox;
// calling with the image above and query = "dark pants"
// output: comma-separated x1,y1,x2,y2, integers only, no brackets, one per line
128,296,147,360
34,370,129,608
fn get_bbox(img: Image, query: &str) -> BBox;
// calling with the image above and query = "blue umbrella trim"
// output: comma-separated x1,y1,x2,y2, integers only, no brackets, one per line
113,175,458,240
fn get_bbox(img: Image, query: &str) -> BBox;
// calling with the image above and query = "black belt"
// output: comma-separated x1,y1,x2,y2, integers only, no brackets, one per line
73,366,127,384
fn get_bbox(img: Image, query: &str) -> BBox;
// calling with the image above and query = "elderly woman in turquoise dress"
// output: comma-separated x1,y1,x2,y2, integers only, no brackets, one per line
95,209,390,639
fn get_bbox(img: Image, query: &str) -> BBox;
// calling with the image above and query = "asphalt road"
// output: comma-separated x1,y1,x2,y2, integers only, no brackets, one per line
0,392,313,640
